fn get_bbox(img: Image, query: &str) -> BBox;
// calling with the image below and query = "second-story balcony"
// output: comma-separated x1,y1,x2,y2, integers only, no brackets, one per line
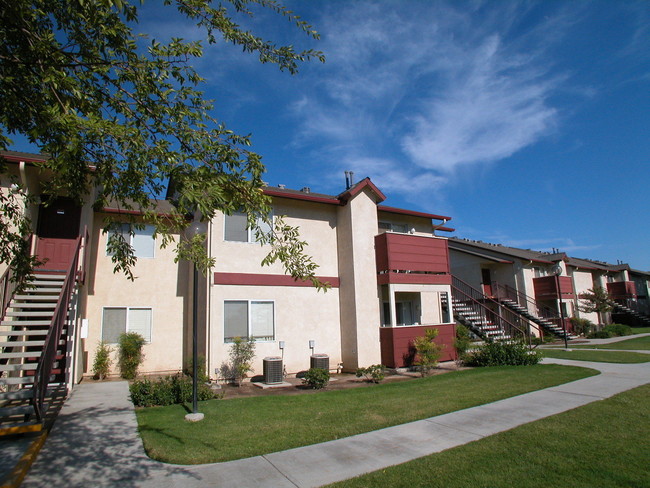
533,276,575,301
375,233,451,285
607,281,637,299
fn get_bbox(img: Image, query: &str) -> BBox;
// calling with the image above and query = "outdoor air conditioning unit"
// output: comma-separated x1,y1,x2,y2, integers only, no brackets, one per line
263,356,283,384
310,354,329,371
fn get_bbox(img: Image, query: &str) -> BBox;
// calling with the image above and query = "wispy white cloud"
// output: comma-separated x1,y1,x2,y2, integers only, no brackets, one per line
290,1,571,193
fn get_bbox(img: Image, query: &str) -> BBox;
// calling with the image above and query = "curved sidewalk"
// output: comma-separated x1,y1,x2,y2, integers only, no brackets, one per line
21,359,650,488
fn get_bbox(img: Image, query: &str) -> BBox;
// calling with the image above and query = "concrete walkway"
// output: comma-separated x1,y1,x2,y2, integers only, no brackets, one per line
19,356,650,488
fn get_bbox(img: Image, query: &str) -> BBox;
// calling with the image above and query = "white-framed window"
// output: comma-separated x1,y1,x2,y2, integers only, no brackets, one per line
224,300,274,342
106,224,155,258
101,307,152,343
224,210,273,243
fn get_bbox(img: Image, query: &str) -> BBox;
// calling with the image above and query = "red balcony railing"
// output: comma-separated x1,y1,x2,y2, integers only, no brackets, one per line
533,276,575,300
606,281,637,299
375,233,451,285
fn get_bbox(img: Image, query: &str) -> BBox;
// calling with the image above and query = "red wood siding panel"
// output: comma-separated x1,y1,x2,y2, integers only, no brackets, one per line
375,233,450,274
377,273,452,285
213,272,340,288
379,324,456,368
607,281,637,298
533,276,576,300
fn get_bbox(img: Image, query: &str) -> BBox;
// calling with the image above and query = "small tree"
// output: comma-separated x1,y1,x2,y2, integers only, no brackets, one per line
92,341,112,380
118,332,146,380
453,324,472,365
579,286,614,326
413,328,444,376
228,337,256,386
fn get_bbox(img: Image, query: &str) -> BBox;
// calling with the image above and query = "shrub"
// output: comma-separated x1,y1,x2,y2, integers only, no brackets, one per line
588,323,633,339
228,337,256,386
129,374,218,407
413,328,444,376
570,317,596,336
356,364,385,383
92,341,112,380
303,367,329,389
118,332,146,380
183,354,209,383
465,340,541,367
453,324,472,363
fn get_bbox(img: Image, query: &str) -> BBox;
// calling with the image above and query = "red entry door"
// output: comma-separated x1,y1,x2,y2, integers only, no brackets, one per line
35,197,81,272
481,268,493,296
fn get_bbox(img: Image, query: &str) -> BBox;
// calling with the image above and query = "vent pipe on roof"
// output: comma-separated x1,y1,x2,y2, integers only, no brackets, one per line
278,184,286,189
301,187,311,193
344,171,350,190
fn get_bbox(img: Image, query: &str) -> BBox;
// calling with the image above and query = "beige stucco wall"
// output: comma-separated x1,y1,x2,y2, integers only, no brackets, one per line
83,214,188,376
571,268,598,323
337,188,382,370
376,211,434,236
209,284,342,376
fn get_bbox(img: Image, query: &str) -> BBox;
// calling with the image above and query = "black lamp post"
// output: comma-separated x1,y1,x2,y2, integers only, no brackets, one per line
551,264,569,350
185,218,208,422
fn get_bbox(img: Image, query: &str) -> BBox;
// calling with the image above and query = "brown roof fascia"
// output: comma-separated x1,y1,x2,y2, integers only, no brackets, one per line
378,205,452,222
263,188,340,206
338,177,387,204
1,150,49,164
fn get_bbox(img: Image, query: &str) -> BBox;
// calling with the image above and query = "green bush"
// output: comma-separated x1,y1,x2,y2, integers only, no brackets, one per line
129,374,217,407
413,328,444,376
118,332,146,380
303,367,330,389
588,323,633,339
356,364,385,383
453,324,472,362
228,337,256,386
570,317,596,336
465,340,541,367
92,341,112,380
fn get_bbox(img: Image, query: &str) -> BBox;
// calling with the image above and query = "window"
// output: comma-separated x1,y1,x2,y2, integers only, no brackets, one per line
106,224,155,258
224,300,274,342
224,210,273,243
102,307,152,343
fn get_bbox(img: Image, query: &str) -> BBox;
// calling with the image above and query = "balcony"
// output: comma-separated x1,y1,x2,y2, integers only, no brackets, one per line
375,233,451,285
607,281,637,299
533,276,575,300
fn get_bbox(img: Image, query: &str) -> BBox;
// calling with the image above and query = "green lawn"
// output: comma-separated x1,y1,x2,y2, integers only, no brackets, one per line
631,327,650,334
329,384,650,488
541,349,650,363
135,364,596,464
570,335,650,351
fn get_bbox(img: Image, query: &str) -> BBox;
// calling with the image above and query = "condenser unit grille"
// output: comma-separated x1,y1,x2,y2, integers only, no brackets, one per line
263,356,283,384
310,354,329,371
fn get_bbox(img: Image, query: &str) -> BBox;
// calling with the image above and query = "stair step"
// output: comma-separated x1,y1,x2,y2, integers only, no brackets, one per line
0,320,51,327
0,329,52,336
0,362,37,372
0,340,47,347
12,295,61,301
0,389,34,401
0,376,36,386
9,302,57,309
0,404,34,418
0,421,43,436
5,311,55,317
1,351,45,359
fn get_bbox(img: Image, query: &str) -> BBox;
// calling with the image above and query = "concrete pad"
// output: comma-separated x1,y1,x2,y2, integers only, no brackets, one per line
252,381,293,389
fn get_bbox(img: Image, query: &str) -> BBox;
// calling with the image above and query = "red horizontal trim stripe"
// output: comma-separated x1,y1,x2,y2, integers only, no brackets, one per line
378,205,452,222
214,272,340,288
101,207,177,219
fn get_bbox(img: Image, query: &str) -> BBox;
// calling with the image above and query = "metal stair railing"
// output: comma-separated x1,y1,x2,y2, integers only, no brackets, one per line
32,235,82,422
492,281,571,334
451,276,536,345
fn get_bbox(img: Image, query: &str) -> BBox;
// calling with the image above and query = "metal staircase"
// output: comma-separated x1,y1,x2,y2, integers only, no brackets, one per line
611,301,650,327
492,282,577,341
449,276,537,344
0,236,82,436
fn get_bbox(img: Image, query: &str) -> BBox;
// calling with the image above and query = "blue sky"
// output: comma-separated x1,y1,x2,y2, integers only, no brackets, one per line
10,1,650,270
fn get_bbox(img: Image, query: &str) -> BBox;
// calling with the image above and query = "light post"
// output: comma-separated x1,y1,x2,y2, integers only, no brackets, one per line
551,265,569,350
185,218,208,422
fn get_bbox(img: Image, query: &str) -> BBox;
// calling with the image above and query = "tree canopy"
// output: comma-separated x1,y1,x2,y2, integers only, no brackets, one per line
0,0,326,285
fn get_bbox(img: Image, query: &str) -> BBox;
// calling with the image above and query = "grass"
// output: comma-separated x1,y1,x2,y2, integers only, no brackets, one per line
631,327,650,334
541,349,650,363
569,335,650,351
135,364,596,464
329,384,650,488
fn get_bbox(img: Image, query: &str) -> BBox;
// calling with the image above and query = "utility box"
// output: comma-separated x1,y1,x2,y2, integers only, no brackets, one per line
310,354,329,371
263,356,283,384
